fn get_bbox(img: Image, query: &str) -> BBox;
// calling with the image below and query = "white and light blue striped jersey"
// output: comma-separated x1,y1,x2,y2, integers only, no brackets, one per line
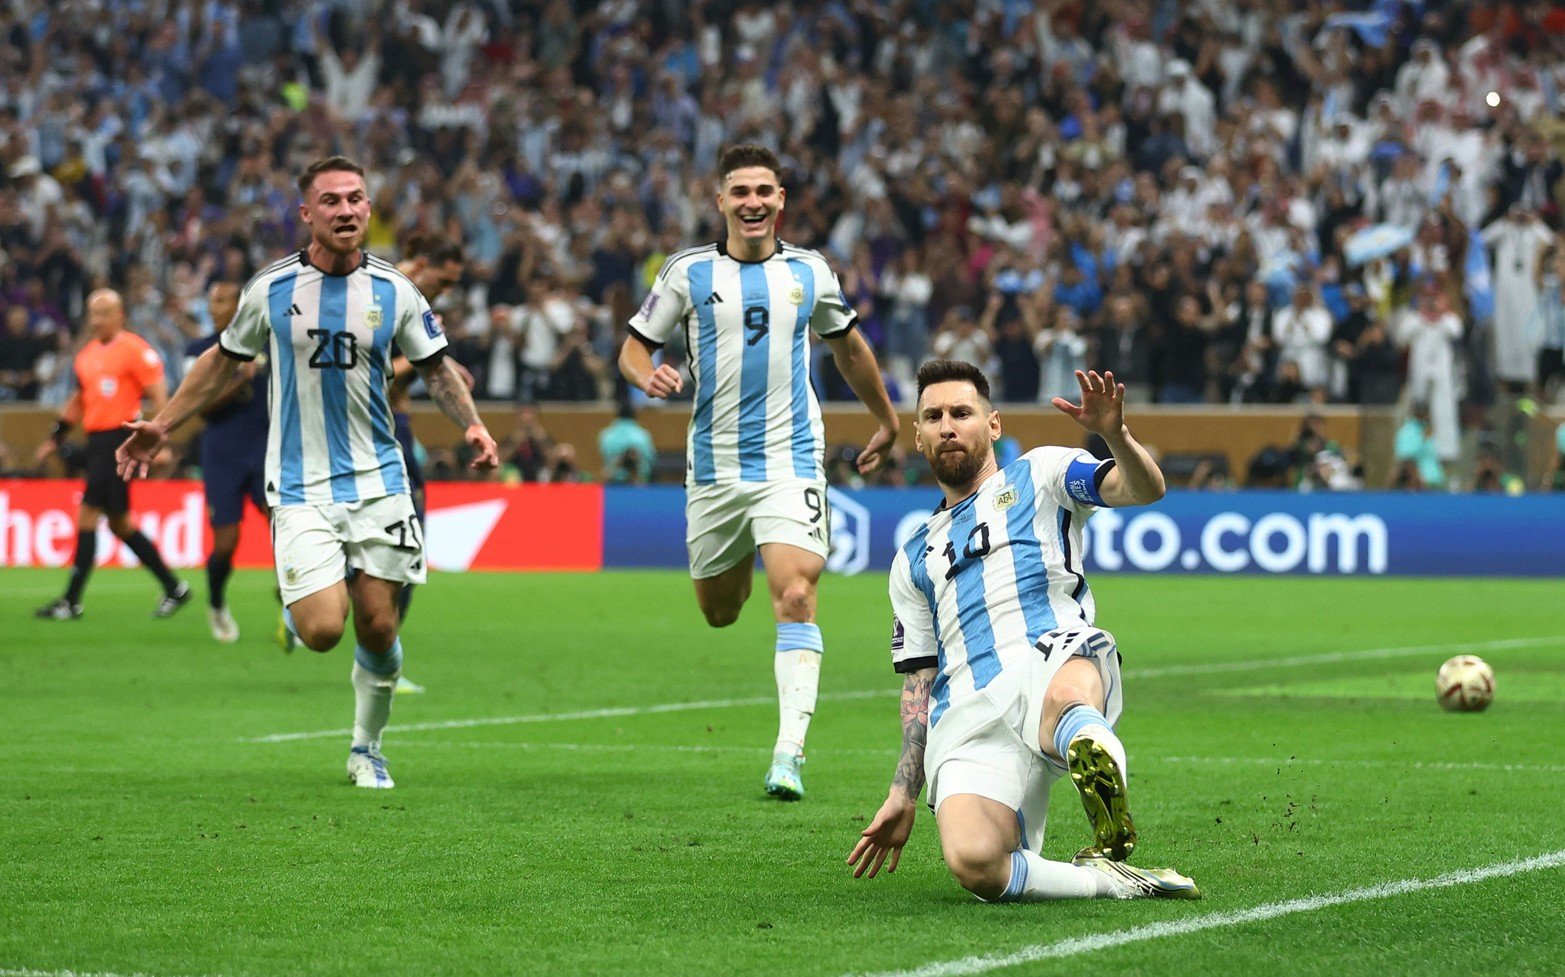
888,447,1117,729
628,240,856,486
219,251,446,507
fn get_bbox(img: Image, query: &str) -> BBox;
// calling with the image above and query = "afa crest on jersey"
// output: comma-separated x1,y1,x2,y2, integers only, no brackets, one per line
994,485,1018,511
365,306,383,328
787,281,805,305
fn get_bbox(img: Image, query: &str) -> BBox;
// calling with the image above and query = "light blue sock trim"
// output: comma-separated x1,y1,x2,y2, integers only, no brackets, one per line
775,622,824,654
998,850,1028,902
283,608,297,636
355,639,403,676
1053,703,1111,762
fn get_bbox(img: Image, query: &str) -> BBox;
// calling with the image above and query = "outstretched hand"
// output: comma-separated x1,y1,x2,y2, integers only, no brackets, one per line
1051,370,1125,437
856,424,897,475
466,425,500,470
116,419,170,480
846,794,918,879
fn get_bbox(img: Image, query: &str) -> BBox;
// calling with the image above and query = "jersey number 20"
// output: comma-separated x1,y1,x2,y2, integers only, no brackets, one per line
307,329,359,369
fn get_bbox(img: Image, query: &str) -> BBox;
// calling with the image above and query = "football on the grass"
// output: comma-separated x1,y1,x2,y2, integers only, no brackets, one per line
1436,655,1494,712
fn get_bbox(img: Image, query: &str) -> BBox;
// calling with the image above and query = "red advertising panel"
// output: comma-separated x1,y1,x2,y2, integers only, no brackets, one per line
421,482,602,571
0,480,602,572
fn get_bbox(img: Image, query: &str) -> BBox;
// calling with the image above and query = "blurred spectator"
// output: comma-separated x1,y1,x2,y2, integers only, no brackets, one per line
1542,420,1565,492
1482,207,1554,391
0,305,46,400
547,319,607,401
1272,283,1333,399
1155,294,1216,404
1092,292,1153,403
1397,280,1464,468
984,293,1039,404
1530,238,1565,403
516,276,576,403
930,306,995,377
503,403,557,483
1034,304,1088,405
1222,279,1277,403
598,401,655,485
1394,403,1447,490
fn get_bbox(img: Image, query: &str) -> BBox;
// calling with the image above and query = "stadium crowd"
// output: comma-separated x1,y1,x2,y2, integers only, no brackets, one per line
0,0,1562,488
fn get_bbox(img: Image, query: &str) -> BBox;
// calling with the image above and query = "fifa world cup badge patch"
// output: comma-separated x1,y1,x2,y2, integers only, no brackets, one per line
994,486,1018,511
788,281,805,305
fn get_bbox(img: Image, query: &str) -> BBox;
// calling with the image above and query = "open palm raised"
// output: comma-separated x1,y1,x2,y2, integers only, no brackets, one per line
1051,370,1126,437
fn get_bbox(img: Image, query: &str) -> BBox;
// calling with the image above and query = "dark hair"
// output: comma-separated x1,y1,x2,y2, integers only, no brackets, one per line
916,359,992,404
405,233,465,266
716,144,781,183
297,155,366,196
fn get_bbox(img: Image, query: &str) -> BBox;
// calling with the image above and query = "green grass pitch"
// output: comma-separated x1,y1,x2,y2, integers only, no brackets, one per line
3,567,1563,977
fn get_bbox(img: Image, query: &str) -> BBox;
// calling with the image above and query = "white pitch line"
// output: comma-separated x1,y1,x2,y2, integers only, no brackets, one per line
1127,635,1564,679
242,689,892,743
1146,755,1565,774
0,970,220,977
358,742,1565,773
396,740,900,757
853,849,1565,977
245,634,1563,744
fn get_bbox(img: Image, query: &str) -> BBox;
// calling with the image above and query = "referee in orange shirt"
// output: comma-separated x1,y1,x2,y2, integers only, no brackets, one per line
34,288,190,620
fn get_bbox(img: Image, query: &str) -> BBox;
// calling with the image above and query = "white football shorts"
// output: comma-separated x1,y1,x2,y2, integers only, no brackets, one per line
924,627,1125,853
684,477,830,579
272,493,427,605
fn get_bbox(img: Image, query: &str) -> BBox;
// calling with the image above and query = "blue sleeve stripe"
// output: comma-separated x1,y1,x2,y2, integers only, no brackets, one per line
1064,457,1113,507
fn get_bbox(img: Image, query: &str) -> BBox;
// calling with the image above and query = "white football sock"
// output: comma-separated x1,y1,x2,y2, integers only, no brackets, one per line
999,849,1117,901
773,623,823,757
351,642,402,751
1053,703,1127,779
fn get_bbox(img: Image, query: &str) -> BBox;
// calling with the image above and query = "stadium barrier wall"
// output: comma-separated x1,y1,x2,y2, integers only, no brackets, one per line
0,480,602,571
602,485,1565,577
3,479,1557,576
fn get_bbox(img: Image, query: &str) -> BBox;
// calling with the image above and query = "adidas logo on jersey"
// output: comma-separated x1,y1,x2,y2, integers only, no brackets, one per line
286,303,303,317
702,292,724,305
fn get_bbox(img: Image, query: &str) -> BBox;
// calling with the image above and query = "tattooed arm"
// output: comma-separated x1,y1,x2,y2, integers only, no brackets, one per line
847,667,936,879
416,355,499,470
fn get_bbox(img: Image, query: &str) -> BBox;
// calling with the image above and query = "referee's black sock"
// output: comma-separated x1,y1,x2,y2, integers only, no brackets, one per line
124,531,180,595
207,553,233,610
64,530,96,604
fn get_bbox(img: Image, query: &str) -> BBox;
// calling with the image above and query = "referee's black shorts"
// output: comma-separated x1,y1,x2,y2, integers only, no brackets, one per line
81,429,131,515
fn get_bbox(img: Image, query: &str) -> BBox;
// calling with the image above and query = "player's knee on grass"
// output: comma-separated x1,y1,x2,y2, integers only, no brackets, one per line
941,835,1011,901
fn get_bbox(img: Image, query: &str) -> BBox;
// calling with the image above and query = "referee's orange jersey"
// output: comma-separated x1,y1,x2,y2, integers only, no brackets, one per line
74,331,164,432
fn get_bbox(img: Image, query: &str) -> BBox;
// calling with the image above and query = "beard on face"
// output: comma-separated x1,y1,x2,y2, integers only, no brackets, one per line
929,442,989,486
